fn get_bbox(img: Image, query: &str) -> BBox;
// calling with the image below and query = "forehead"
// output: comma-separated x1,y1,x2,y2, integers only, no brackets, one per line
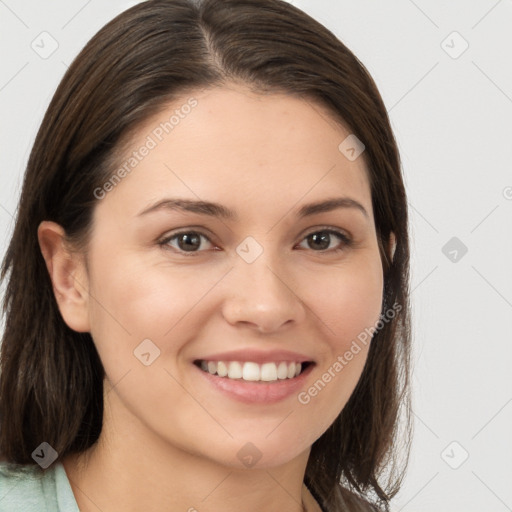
97,85,373,222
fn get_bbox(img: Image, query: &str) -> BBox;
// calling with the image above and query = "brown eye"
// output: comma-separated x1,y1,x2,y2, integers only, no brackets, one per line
158,228,352,257
298,229,351,253
159,231,213,254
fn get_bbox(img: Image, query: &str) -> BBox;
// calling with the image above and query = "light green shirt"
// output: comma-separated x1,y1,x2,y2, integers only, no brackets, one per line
0,461,79,512
0,461,327,512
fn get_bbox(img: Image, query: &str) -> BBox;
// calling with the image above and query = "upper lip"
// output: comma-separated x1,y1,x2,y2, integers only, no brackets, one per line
194,349,315,365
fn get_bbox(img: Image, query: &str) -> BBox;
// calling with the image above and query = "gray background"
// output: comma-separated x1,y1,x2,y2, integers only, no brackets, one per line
1,1,511,510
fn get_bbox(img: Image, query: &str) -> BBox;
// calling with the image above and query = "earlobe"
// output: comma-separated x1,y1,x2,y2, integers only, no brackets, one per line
37,221,90,333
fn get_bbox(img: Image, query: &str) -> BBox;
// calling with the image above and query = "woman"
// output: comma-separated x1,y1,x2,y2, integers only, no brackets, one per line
0,0,412,510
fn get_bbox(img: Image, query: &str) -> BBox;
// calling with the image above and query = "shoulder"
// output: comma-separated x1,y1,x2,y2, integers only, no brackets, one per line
0,460,77,512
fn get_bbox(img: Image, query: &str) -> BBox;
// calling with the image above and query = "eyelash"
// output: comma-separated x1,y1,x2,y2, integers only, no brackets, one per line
157,227,353,257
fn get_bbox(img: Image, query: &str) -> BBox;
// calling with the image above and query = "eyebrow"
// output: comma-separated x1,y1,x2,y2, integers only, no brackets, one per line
137,196,369,221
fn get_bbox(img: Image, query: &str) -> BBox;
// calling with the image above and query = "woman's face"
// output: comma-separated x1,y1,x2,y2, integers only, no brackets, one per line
80,85,384,468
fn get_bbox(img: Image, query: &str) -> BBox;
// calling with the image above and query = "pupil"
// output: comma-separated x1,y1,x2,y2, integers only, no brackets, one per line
310,232,329,250
179,233,200,251
177,232,331,252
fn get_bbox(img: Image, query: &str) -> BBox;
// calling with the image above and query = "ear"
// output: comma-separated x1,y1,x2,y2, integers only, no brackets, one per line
389,232,396,262
37,221,90,333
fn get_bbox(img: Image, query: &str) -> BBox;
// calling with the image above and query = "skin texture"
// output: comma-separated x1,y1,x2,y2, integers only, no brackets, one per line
38,84,387,512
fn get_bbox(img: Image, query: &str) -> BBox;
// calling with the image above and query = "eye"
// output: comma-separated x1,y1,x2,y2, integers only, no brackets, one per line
296,229,352,253
158,230,214,255
158,227,352,256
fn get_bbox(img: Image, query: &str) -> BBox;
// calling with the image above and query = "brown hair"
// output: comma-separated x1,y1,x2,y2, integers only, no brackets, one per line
0,1,412,510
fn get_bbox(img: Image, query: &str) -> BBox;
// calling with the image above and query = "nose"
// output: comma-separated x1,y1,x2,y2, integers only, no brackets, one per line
221,253,306,334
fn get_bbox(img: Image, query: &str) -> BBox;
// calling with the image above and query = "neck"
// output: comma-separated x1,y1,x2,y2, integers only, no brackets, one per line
62,387,312,512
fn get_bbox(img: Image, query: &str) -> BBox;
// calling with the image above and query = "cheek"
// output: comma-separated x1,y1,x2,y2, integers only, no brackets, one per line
84,249,187,372
305,257,384,348
294,256,383,424
88,241,191,327
85,251,232,390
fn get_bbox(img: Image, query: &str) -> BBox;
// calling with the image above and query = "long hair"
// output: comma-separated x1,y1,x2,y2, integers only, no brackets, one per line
0,1,412,510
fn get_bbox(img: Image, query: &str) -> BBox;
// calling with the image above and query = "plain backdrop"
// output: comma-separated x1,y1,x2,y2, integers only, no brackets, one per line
1,1,511,511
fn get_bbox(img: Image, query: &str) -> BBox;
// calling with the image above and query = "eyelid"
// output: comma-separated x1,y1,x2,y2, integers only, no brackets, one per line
296,227,353,253
301,225,352,240
157,226,218,255
158,225,353,255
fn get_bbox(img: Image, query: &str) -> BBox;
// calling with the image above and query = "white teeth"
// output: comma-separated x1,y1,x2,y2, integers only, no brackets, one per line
242,362,260,381
227,361,242,379
216,361,228,377
198,360,307,381
260,362,278,382
277,361,288,379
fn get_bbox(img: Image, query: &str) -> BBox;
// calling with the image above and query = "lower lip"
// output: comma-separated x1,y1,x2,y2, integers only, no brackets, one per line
194,363,315,404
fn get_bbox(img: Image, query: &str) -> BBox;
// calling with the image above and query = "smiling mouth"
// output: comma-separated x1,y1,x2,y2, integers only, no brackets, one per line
194,360,313,383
